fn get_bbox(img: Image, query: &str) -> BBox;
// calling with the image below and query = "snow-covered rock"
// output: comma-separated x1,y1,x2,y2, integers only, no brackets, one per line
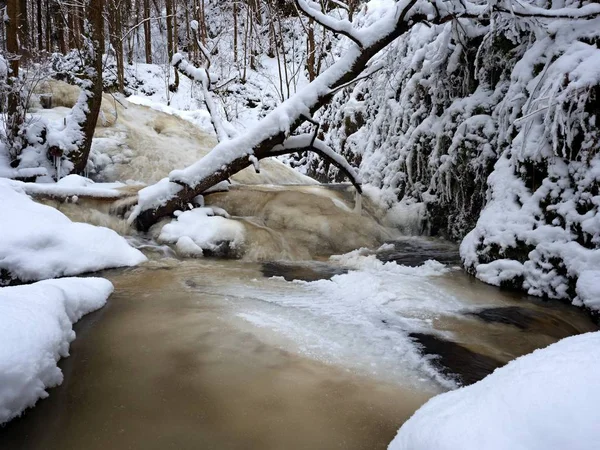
389,331,600,450
158,207,245,256
0,179,146,284
0,277,113,424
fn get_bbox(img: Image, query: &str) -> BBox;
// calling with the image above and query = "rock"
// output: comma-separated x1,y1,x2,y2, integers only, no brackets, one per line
409,332,504,386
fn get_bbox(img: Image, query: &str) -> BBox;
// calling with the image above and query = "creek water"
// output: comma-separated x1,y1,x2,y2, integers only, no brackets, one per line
1,100,597,449
1,203,596,450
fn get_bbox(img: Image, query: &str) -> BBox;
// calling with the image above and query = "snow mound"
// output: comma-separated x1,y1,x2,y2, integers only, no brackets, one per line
0,277,113,424
0,180,146,284
389,331,600,450
158,207,245,256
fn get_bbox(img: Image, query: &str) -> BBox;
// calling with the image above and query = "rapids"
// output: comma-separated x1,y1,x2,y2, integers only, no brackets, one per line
2,93,596,449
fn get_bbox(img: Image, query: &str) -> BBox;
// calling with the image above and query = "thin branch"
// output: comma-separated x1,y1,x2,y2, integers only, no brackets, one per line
268,134,362,194
328,64,384,96
295,0,364,48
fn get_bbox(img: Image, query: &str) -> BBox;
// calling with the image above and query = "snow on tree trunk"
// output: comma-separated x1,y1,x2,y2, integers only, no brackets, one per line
47,0,104,176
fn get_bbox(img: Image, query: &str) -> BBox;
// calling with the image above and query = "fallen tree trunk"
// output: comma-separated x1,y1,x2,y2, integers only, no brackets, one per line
132,2,412,231
132,0,600,231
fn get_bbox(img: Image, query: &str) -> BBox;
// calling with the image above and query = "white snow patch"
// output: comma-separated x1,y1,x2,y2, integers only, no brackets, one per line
0,277,113,424
158,207,245,254
390,331,600,450
0,180,146,283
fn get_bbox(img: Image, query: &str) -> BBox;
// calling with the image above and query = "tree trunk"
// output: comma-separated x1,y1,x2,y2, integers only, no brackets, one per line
233,1,238,63
115,3,125,91
56,0,105,175
143,0,153,63
18,0,29,55
52,0,66,53
37,0,44,52
166,0,179,90
306,19,316,81
6,0,22,161
45,0,51,51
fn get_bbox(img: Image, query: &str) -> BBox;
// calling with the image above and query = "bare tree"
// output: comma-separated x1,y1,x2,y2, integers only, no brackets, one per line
5,0,23,159
47,0,105,175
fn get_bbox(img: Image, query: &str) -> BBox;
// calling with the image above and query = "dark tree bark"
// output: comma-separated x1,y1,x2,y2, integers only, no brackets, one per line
109,0,125,91
166,0,179,90
71,0,104,173
49,0,105,175
18,0,29,54
52,0,67,53
143,0,153,63
36,0,44,51
6,0,22,159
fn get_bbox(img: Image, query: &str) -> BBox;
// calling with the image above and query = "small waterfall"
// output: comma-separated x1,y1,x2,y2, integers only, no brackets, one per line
354,189,362,215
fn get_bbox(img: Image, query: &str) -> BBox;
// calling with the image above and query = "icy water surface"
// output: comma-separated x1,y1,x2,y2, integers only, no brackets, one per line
1,250,596,450
0,258,435,450
10,91,596,449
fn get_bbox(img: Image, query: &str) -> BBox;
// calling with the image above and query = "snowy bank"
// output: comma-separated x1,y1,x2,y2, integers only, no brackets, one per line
0,277,113,424
0,179,146,284
389,331,600,450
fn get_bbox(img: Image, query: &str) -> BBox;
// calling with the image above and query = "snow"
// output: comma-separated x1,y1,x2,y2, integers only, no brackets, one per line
158,207,245,255
389,331,600,450
0,277,113,424
575,270,600,311
126,95,214,137
0,180,146,284
6,176,130,200
127,177,183,224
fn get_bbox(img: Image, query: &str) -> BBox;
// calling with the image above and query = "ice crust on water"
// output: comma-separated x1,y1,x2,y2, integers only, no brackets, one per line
235,251,458,389
0,278,113,424
390,331,600,450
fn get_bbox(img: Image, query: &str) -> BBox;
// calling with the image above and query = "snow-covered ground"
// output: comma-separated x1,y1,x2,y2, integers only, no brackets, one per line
0,179,146,284
390,330,600,450
0,277,113,424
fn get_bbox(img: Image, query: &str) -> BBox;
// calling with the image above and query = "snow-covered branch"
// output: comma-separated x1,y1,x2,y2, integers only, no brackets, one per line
172,54,230,143
269,134,362,193
295,0,364,48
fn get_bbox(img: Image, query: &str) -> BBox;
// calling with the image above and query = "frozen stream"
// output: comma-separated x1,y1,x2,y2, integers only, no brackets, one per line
0,237,596,450
1,98,596,449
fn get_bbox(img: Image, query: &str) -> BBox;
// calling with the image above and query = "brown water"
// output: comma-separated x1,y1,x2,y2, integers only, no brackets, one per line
13,88,596,450
5,188,597,450
1,254,596,450
0,260,435,450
